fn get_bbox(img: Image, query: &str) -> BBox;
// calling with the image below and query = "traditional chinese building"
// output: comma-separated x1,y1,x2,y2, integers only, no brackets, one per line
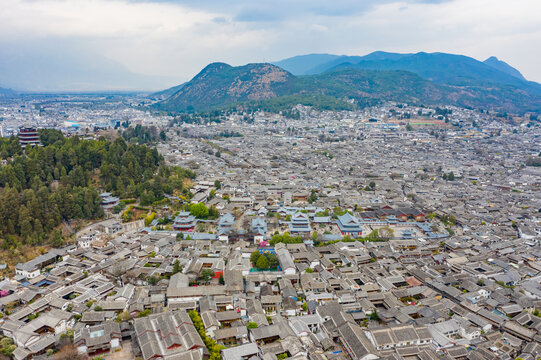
288,212,311,233
336,213,363,237
173,211,198,232
18,127,40,147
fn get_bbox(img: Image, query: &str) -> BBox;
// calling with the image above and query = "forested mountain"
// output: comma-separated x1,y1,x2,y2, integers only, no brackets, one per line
157,62,296,112
0,130,194,249
483,56,526,81
155,61,541,114
322,52,541,93
273,52,534,88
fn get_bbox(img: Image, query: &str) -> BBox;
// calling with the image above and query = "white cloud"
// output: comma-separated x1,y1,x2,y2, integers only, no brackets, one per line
346,0,541,80
0,0,218,38
0,0,540,87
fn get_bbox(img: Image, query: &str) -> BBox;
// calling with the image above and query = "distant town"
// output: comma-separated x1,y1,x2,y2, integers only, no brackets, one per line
0,93,540,360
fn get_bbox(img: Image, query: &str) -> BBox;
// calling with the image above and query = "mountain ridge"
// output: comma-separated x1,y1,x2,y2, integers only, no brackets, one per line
274,52,540,94
483,56,526,81
272,54,340,75
150,83,186,100
156,60,541,114
159,63,296,112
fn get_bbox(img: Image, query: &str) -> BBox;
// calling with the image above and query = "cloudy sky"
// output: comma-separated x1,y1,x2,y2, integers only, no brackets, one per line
1,0,540,90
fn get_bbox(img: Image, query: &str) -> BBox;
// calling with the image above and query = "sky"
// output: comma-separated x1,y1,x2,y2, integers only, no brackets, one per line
1,0,540,90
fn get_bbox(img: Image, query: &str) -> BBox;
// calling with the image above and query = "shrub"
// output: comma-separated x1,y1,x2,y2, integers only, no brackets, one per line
138,309,152,318
247,322,258,329
145,212,157,227
189,310,224,360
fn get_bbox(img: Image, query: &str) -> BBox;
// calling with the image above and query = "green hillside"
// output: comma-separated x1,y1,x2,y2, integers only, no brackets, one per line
155,61,541,114
0,130,195,249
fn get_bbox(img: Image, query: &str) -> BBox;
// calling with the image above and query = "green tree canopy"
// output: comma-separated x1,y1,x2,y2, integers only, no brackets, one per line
0,132,195,248
250,251,261,266
269,233,303,246
256,255,269,269
266,253,279,270
190,203,209,219
200,269,214,282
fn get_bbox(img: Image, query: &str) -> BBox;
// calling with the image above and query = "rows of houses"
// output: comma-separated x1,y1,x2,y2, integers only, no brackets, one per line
0,220,540,360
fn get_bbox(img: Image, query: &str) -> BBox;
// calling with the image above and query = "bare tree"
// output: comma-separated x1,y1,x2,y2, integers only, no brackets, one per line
107,263,127,287
54,345,87,360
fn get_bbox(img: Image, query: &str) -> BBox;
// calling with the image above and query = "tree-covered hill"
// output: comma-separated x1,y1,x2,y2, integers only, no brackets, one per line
274,51,537,92
157,62,296,112
155,56,541,114
0,130,194,249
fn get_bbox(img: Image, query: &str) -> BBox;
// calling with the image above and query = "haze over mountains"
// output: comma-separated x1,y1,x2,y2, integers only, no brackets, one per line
0,87,15,97
0,47,173,92
156,51,541,114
